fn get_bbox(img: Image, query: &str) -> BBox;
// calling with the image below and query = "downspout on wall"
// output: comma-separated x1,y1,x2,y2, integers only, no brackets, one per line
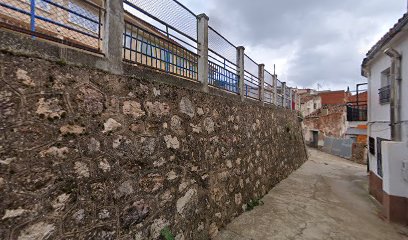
384,48,402,141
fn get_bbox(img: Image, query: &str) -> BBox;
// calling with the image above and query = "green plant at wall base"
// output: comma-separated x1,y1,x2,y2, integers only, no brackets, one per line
56,59,67,66
246,198,264,211
160,227,174,240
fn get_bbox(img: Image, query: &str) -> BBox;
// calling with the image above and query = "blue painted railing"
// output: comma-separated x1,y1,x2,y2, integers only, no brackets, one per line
0,0,103,52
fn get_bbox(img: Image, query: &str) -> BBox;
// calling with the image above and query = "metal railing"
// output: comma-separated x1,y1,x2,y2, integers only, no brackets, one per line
0,0,300,109
346,102,368,121
264,70,274,104
285,87,291,109
244,55,260,99
276,79,284,107
208,26,239,93
123,0,199,80
0,0,104,53
378,85,390,104
123,17,198,80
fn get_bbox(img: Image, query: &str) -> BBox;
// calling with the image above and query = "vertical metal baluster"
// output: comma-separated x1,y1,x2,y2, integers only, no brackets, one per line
30,0,36,39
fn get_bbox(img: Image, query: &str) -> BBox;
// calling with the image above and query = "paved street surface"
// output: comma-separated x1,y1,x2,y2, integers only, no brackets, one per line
215,148,408,240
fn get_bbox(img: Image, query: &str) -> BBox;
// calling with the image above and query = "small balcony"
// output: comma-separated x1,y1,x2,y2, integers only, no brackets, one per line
379,85,390,104
347,102,368,121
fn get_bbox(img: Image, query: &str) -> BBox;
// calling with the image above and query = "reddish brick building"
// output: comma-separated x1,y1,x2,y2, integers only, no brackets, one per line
319,90,351,105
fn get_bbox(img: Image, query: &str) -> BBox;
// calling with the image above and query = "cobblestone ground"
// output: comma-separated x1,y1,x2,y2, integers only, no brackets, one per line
215,148,408,240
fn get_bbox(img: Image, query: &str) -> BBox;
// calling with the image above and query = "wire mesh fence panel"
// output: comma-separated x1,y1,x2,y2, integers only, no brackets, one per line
264,70,273,86
123,20,198,80
0,0,104,53
244,54,258,77
264,82,274,104
208,26,236,64
275,79,283,106
285,87,291,108
276,79,283,94
208,26,239,93
244,72,260,100
124,0,197,41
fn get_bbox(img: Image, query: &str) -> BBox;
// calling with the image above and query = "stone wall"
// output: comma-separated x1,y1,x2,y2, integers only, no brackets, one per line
351,143,367,165
0,51,307,240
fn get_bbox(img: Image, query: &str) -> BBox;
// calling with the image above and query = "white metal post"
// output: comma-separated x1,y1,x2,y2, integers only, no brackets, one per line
197,13,209,92
258,64,265,103
282,82,287,108
273,74,278,106
237,46,245,100
104,0,124,74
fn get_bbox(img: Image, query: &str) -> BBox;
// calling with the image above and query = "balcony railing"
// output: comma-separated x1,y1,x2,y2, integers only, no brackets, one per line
379,85,390,104
347,102,367,121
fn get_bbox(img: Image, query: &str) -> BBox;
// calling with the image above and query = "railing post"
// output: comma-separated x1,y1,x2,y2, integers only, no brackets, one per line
273,74,278,105
282,82,287,108
103,0,124,74
258,64,265,102
237,46,245,100
197,14,209,92
30,0,36,36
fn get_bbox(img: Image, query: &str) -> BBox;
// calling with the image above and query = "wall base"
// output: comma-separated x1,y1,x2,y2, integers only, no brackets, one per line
369,171,383,204
383,192,408,225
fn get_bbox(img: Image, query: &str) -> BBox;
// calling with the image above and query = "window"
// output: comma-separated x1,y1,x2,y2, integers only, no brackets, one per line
313,103,317,109
137,36,154,56
124,31,132,49
379,68,391,104
68,1,98,33
176,57,183,67
369,137,375,155
381,68,391,87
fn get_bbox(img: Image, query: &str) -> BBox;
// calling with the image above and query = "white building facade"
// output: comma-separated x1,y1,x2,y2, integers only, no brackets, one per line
362,13,408,224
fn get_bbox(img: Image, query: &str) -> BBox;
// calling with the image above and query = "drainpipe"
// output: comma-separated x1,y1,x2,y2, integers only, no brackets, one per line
384,48,402,141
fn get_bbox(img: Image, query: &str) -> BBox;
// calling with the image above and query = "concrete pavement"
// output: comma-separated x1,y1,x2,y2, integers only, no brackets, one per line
215,148,408,240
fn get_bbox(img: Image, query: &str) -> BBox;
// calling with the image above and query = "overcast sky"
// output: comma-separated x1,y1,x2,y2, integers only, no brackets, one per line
177,0,406,91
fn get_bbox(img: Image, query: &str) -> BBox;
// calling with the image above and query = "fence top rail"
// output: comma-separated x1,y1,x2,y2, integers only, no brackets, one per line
171,0,198,17
244,54,259,66
265,69,274,76
124,0,197,42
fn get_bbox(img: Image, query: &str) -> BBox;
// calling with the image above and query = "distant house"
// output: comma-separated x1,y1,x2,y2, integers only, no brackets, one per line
362,11,408,225
300,89,368,162
300,92,321,117
301,90,350,147
346,91,368,143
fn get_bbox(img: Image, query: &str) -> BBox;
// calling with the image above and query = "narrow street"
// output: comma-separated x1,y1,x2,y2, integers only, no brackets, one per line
215,148,408,240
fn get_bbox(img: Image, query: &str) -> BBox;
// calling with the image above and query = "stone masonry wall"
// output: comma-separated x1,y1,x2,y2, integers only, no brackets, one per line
0,51,307,240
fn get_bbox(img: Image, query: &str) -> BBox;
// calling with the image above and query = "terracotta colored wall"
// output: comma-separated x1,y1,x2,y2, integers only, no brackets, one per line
320,91,347,105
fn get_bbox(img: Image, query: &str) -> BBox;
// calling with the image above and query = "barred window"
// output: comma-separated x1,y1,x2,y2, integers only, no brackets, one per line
369,137,375,155
68,1,98,33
